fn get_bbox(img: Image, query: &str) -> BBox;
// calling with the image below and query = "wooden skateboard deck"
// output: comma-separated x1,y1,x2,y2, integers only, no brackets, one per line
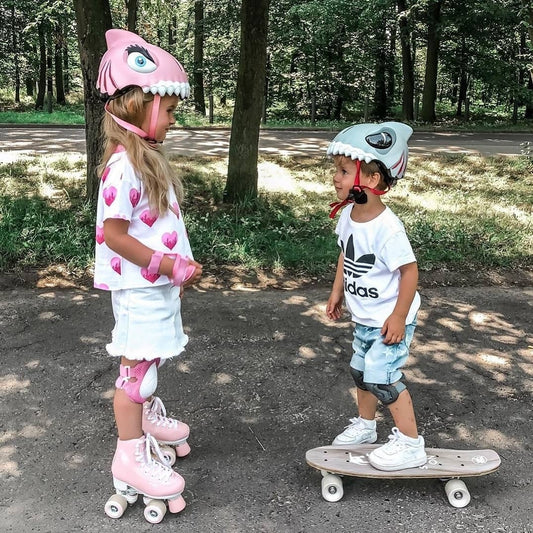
306,445,501,507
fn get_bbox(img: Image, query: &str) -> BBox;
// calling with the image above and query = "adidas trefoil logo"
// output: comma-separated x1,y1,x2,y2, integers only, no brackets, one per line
342,235,375,278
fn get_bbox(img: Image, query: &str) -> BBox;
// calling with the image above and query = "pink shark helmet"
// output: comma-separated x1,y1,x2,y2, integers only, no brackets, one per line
97,29,190,142
327,122,413,217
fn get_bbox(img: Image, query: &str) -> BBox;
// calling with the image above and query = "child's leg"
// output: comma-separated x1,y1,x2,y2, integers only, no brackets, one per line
387,388,418,438
114,356,157,440
356,388,378,421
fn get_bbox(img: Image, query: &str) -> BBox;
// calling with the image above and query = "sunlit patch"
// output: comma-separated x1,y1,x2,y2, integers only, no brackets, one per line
470,312,488,324
0,445,19,477
65,452,86,468
273,331,286,341
436,317,463,332
479,353,508,366
0,374,30,394
25,360,40,369
101,388,114,400
298,346,316,359
213,373,232,385
177,361,191,373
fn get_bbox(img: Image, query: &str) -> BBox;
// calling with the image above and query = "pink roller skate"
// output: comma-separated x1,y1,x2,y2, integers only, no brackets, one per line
104,434,186,524
143,396,191,466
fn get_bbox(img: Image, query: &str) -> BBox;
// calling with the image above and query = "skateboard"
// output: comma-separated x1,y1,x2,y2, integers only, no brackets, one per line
306,444,501,508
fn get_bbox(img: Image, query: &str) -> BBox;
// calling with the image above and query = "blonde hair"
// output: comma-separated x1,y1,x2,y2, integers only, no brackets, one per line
98,87,183,213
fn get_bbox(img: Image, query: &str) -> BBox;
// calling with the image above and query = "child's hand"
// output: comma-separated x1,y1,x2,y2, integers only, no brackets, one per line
381,314,406,345
183,260,203,288
326,294,344,320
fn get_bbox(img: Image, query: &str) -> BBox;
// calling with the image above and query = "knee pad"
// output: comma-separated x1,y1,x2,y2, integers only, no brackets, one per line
115,358,160,404
350,367,368,390
365,381,406,405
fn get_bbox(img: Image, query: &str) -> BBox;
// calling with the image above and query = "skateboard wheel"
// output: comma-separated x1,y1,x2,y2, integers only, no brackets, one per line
321,474,344,502
144,499,167,524
161,445,177,466
445,479,471,508
104,493,128,519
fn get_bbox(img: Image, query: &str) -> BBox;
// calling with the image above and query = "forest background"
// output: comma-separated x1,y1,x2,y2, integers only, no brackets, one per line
0,0,531,285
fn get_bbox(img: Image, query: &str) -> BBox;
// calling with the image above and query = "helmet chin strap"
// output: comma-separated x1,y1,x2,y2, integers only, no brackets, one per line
104,93,162,144
329,159,390,219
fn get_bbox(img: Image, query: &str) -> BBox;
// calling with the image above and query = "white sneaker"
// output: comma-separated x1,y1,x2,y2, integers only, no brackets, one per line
332,417,378,446
368,427,427,471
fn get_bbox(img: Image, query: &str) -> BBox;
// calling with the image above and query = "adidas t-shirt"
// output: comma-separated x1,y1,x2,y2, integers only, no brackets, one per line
335,205,420,328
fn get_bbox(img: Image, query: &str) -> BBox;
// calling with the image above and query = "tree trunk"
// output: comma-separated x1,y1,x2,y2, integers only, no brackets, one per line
397,0,414,120
126,0,138,33
225,0,270,203
35,22,46,110
373,25,388,119
73,0,113,204
46,31,53,113
11,4,20,103
55,23,66,105
420,0,442,123
193,0,206,115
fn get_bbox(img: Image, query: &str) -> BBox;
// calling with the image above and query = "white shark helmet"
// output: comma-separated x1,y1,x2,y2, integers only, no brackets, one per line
327,122,413,217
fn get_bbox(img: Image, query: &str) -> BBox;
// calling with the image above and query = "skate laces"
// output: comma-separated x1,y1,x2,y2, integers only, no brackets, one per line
135,434,174,481
146,396,179,428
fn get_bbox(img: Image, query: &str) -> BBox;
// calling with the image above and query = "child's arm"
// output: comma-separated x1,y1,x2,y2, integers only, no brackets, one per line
326,253,345,320
381,261,418,344
103,218,202,287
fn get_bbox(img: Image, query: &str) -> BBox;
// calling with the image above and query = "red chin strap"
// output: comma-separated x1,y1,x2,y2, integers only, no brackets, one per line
104,93,161,144
329,159,389,218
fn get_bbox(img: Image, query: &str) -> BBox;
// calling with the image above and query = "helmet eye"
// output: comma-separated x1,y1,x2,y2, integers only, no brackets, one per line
365,132,393,149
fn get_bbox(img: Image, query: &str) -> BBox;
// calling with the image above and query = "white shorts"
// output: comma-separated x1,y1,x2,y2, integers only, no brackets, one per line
106,284,189,361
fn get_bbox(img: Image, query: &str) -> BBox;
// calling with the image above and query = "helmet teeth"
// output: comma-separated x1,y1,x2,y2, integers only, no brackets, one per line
150,86,158,95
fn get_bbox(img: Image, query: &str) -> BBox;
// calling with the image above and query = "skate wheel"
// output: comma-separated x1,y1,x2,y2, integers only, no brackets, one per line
321,474,344,502
104,493,128,519
161,445,177,466
445,479,471,508
144,499,167,524
176,441,191,458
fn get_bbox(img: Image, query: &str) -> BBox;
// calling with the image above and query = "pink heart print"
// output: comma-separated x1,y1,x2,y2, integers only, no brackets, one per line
95,225,105,245
129,188,140,207
162,231,178,250
103,186,117,206
110,257,121,275
141,268,160,284
101,167,110,182
140,209,158,227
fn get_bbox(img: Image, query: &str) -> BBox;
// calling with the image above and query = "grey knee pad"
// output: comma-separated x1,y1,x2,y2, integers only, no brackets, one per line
365,381,406,405
350,367,368,391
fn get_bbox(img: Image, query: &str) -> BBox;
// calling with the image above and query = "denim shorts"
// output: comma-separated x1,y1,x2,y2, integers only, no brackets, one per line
349,317,417,385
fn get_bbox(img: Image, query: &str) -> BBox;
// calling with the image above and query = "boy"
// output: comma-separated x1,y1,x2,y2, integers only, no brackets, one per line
326,122,426,471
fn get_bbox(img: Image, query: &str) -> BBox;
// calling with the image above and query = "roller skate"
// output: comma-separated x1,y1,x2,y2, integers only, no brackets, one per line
104,434,186,524
143,396,191,466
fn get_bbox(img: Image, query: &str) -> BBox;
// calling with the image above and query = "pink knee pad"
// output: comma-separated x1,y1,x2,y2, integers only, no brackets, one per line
115,358,160,404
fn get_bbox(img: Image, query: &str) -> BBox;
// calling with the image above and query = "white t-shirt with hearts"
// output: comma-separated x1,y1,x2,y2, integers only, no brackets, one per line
335,204,420,327
94,148,193,290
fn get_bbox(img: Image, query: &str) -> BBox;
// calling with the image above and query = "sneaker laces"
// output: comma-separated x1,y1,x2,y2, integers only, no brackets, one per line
343,417,367,435
135,434,174,481
145,396,178,429
380,427,408,454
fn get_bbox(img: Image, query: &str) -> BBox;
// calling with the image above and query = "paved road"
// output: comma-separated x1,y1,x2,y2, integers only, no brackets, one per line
0,126,531,161
1,284,532,532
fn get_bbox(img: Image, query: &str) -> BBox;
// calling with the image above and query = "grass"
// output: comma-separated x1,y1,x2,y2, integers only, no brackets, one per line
0,152,531,285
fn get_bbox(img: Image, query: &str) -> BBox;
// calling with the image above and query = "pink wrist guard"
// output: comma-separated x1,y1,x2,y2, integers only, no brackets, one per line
147,250,165,275
171,255,195,286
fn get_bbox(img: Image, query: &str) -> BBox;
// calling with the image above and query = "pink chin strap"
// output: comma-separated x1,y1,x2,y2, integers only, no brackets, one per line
105,93,161,143
329,159,389,218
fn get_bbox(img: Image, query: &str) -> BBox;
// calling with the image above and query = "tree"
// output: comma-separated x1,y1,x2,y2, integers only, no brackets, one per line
420,0,443,123
225,0,270,203
397,0,414,120
73,0,112,204
193,0,206,114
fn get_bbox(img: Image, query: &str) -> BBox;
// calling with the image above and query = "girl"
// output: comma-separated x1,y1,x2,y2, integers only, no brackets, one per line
94,29,202,522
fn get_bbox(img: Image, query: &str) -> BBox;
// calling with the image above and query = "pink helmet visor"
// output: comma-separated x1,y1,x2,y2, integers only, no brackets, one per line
97,29,190,100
